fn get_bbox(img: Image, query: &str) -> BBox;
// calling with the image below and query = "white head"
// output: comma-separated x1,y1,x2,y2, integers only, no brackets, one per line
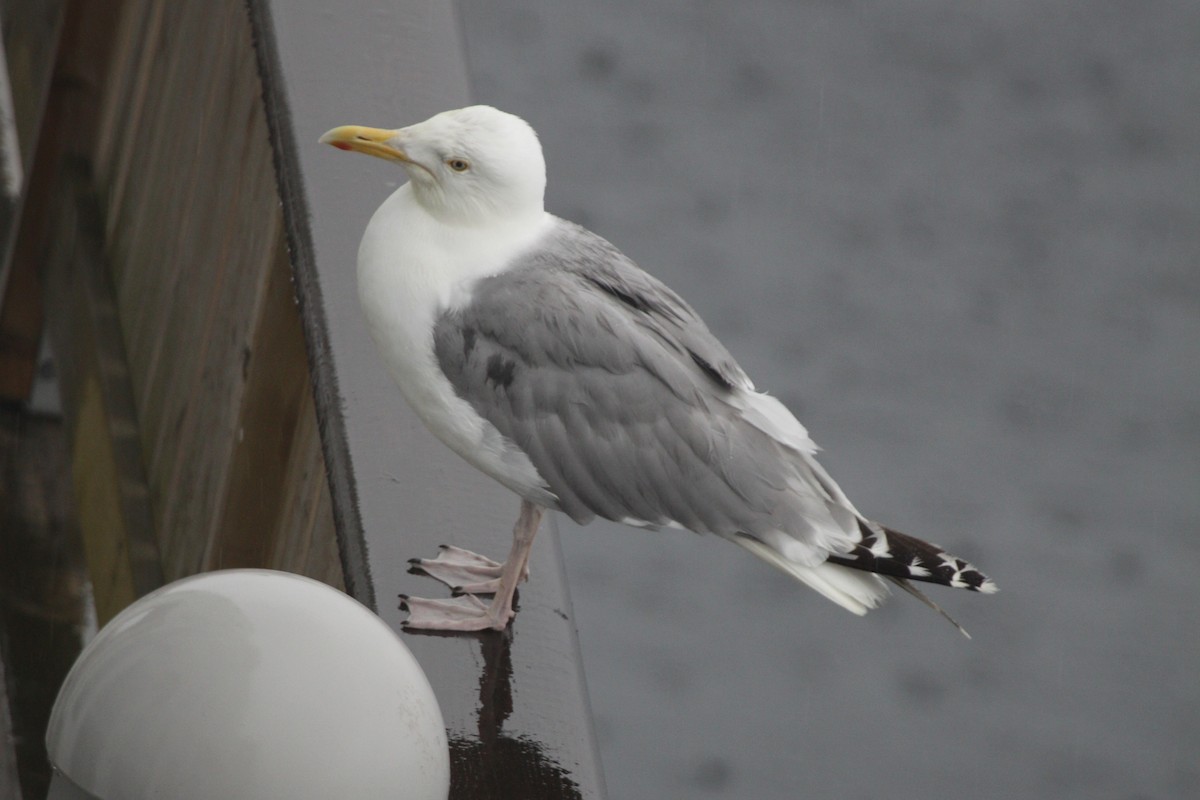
321,106,546,226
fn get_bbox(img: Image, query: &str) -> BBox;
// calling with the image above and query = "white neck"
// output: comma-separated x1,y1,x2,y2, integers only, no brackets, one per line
409,179,545,229
356,183,551,399
353,183,555,496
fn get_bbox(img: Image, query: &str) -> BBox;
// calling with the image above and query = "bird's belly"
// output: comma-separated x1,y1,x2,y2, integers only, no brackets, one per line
372,328,555,507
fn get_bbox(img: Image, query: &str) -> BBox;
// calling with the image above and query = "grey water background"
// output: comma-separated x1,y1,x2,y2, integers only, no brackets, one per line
454,2,1199,798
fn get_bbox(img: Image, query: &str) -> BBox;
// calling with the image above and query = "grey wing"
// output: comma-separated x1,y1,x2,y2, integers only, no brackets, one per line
432,222,846,546
542,220,754,394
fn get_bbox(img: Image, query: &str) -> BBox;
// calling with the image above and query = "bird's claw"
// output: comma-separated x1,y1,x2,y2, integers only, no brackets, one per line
399,594,513,631
408,545,528,591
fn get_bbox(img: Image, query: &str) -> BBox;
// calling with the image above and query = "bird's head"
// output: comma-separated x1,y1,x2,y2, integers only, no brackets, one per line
320,105,546,226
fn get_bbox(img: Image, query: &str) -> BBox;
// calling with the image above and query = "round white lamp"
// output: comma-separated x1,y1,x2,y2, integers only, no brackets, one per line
45,570,449,799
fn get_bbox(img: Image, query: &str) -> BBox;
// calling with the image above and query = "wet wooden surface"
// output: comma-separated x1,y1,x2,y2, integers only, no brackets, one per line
251,1,606,796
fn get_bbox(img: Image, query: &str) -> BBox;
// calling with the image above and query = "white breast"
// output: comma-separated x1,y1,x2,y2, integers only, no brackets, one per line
356,185,556,501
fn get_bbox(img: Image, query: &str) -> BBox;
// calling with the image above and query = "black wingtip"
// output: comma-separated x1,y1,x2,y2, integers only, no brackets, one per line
831,520,996,595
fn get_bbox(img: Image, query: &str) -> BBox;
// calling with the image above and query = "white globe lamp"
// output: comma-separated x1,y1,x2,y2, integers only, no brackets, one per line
45,570,449,799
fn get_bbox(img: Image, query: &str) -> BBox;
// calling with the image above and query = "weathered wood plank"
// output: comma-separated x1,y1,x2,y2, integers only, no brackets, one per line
91,0,157,193
206,220,311,572
107,1,195,468
270,349,344,587
70,376,137,621
29,0,345,607
96,0,285,581
301,476,343,587
118,1,238,488
40,162,163,625
5,0,163,630
3,22,164,794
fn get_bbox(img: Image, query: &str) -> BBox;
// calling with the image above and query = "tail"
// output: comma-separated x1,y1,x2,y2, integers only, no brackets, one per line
827,520,998,595
828,520,997,638
730,393,995,630
733,535,890,616
734,520,996,636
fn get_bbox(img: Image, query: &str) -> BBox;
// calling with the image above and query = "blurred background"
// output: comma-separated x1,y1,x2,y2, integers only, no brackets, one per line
455,1,1199,798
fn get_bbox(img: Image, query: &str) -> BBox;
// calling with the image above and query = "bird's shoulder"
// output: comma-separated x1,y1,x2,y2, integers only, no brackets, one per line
448,218,753,392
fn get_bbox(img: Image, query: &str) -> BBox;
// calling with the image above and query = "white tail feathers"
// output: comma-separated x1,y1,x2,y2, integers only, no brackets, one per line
733,535,889,615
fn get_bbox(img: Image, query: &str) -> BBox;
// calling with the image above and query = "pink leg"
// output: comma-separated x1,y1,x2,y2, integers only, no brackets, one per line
401,500,545,632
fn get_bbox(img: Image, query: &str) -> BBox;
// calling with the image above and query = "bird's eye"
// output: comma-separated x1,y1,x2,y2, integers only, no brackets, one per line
446,158,470,172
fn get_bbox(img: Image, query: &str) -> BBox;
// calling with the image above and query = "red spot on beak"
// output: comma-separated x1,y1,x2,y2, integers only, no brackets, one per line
332,142,353,151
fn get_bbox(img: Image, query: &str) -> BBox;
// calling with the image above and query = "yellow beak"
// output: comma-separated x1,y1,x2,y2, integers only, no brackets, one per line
319,125,408,163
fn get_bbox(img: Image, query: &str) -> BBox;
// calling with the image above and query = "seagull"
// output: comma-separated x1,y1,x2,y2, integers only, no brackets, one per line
320,106,996,633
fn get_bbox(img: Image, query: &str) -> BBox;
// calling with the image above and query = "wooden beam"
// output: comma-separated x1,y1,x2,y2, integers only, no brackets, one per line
8,0,163,626
41,162,163,625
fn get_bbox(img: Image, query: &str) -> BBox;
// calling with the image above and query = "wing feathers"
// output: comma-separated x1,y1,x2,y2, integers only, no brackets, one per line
431,219,993,623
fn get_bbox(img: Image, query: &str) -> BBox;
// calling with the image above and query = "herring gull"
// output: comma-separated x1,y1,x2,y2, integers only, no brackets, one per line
320,106,996,633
